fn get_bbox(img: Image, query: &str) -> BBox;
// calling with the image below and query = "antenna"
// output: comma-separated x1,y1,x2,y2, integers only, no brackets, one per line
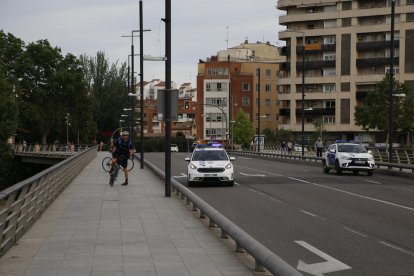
226,26,229,49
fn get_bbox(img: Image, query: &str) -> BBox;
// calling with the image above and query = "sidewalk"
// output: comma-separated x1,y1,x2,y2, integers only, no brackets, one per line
0,152,254,276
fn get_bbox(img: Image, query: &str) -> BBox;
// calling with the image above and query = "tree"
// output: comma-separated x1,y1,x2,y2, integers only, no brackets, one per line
233,109,255,149
80,52,128,140
354,74,413,145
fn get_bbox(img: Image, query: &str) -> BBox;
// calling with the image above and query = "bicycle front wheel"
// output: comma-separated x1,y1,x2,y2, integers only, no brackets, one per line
127,158,134,171
102,157,112,172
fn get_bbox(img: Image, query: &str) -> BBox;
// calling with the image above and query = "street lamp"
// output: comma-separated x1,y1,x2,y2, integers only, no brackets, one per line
65,113,70,144
230,120,236,150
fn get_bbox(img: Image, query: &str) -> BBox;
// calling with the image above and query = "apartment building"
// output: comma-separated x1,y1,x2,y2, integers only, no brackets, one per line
277,0,414,143
196,41,282,144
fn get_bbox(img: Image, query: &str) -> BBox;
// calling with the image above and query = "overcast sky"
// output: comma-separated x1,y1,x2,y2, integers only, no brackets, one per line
1,0,285,86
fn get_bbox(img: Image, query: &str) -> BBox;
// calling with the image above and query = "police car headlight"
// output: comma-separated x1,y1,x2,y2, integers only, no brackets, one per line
189,163,197,170
225,163,232,169
340,155,352,160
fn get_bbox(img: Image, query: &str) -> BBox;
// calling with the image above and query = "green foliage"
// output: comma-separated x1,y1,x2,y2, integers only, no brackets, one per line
80,52,128,140
233,109,255,148
354,74,413,142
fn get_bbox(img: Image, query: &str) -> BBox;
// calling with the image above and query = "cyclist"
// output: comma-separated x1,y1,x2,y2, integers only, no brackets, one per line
110,130,135,185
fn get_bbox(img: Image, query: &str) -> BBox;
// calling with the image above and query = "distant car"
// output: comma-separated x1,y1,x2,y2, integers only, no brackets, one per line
294,146,308,152
185,146,235,187
323,142,375,176
171,144,179,152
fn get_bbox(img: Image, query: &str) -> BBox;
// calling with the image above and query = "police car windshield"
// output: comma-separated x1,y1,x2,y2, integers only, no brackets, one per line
338,144,367,153
192,150,229,161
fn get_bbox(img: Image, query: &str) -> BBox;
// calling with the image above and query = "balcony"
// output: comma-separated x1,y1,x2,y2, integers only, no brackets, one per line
295,108,335,116
296,60,336,70
356,57,399,68
279,46,290,56
296,43,336,54
356,40,399,51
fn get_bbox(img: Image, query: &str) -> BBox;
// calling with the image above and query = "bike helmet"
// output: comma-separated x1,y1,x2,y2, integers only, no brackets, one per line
121,130,129,136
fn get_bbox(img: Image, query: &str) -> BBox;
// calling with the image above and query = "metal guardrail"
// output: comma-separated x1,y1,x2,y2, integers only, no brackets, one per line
0,145,98,256
13,144,90,159
228,150,414,175
142,157,302,276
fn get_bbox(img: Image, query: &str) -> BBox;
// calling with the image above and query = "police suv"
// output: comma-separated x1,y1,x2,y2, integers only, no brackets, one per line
323,142,375,176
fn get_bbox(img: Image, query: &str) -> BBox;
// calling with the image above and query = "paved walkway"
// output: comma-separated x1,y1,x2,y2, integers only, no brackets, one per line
0,152,254,276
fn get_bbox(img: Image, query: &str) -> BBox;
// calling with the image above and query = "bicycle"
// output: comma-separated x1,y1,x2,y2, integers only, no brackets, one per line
101,155,134,186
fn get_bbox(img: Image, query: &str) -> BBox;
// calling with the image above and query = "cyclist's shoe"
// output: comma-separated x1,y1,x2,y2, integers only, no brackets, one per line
121,179,128,186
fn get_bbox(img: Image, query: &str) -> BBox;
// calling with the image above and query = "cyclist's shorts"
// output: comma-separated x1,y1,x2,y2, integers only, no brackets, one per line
118,158,128,168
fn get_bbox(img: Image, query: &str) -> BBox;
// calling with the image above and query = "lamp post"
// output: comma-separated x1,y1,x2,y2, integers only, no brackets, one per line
257,68,261,152
65,113,70,144
230,120,236,150
388,0,396,163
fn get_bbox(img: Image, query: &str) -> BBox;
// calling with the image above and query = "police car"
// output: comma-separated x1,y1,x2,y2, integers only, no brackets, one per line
185,144,235,187
323,142,375,176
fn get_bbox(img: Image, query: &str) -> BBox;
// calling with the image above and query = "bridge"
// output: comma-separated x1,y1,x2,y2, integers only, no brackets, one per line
13,144,91,165
0,147,272,276
1,147,413,275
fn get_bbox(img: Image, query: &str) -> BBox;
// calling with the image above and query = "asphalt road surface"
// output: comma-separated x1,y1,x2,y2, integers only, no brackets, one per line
144,152,414,276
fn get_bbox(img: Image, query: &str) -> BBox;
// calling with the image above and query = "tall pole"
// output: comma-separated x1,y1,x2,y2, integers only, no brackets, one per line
388,0,395,163
131,34,135,142
164,0,172,197
257,68,261,152
139,0,144,169
301,33,305,157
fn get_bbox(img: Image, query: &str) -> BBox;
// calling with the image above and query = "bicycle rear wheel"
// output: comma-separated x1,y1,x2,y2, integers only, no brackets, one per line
102,157,112,172
127,158,134,171
109,166,119,186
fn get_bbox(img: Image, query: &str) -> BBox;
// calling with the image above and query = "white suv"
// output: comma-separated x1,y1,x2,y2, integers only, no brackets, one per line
323,143,375,176
185,146,235,187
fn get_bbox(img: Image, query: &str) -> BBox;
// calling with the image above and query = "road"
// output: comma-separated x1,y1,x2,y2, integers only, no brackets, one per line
144,152,414,276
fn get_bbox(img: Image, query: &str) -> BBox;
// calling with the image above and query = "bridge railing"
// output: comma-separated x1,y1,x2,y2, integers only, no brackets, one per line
0,146,97,256
13,143,91,158
227,150,414,175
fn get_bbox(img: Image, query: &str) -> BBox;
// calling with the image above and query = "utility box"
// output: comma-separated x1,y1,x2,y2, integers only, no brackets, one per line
157,89,178,121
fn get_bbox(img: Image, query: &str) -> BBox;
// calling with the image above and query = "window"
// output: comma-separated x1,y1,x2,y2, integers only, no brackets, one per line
265,99,271,106
207,67,228,76
323,69,336,76
184,101,190,109
342,1,352,10
242,83,250,91
266,69,271,77
324,53,336,60
341,82,350,92
242,97,250,106
323,84,336,92
324,100,335,109
385,67,400,74
407,13,414,22
275,100,280,106
324,20,337,28
323,116,335,124
206,98,227,106
342,18,351,27
206,83,211,91
265,84,271,92
324,36,336,44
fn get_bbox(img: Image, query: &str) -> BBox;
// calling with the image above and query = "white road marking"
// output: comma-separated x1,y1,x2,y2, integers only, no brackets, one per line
379,241,414,257
310,182,414,212
299,210,318,217
236,165,414,212
295,240,352,275
364,180,382,185
343,227,368,238
239,172,266,177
